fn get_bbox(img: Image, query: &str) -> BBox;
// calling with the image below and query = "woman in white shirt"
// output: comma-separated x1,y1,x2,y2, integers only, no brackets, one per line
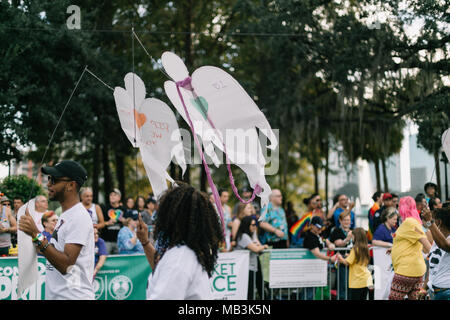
136,183,223,299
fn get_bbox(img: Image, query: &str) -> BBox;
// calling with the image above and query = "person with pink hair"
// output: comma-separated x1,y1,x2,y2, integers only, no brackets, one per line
389,196,432,300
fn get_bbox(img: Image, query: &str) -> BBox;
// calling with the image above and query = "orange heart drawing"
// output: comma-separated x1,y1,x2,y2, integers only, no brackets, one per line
134,110,147,129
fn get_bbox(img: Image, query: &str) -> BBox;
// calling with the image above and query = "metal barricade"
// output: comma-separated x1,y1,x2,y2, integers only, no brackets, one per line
249,247,373,300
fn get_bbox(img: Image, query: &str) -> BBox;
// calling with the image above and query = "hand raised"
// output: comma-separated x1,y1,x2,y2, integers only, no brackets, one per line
136,213,149,244
19,207,39,238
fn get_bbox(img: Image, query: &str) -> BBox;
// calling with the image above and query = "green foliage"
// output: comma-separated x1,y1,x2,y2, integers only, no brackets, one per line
0,174,46,202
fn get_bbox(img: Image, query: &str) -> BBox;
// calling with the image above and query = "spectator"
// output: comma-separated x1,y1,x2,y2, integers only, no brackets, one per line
259,189,289,248
34,195,48,231
372,193,395,234
93,227,107,279
231,202,254,246
289,194,321,248
80,187,105,229
41,211,58,241
141,197,156,243
101,189,125,254
136,183,223,300
11,196,23,247
391,193,399,210
389,196,432,300
117,216,144,254
329,211,354,300
429,197,443,211
13,196,24,219
368,191,383,242
328,194,356,229
336,228,373,300
235,216,268,300
415,193,428,215
135,196,147,215
0,196,17,256
372,207,398,248
124,196,138,220
233,187,261,217
219,189,233,251
302,216,337,299
421,207,450,300
424,182,439,203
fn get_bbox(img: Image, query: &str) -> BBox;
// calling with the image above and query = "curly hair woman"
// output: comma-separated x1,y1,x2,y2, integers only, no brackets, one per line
136,182,224,299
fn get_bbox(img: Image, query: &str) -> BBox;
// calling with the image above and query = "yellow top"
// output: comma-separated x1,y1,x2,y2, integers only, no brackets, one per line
391,217,426,277
345,248,373,289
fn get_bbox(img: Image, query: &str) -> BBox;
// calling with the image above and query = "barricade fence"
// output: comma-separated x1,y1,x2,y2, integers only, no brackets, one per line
0,247,393,300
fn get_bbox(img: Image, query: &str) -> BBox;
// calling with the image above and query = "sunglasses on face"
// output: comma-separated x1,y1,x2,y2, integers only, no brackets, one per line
2,203,11,206
48,176,72,185
250,223,257,226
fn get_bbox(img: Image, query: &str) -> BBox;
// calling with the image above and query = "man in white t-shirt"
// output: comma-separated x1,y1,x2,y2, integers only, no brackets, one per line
19,160,95,300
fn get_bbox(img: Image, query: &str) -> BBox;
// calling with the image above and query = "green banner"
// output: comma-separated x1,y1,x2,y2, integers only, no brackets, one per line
94,254,151,300
0,255,152,300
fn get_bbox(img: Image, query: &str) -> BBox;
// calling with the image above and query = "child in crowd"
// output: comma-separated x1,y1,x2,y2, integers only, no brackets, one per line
337,227,373,300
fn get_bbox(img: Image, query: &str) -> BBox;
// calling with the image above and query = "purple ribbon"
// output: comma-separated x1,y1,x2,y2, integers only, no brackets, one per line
175,77,262,236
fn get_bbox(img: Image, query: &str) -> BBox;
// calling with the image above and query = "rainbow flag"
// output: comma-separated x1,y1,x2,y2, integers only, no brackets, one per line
367,203,380,242
290,212,312,238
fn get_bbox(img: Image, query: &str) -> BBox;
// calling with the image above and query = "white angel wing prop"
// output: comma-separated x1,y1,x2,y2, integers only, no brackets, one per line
164,80,221,167
18,198,40,297
138,98,187,198
114,73,186,199
443,128,450,162
162,52,278,208
113,73,147,148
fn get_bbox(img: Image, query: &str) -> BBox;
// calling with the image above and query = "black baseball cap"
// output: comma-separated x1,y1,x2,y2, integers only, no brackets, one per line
41,160,87,187
311,216,323,229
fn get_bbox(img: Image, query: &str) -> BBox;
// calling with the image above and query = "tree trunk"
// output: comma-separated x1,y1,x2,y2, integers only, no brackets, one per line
200,166,207,192
434,150,442,197
374,159,381,191
381,158,389,192
325,142,329,216
115,152,126,200
102,143,113,200
92,143,100,204
313,162,319,194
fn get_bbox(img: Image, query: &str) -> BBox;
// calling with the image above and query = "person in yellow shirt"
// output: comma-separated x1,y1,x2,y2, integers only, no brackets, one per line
388,196,431,300
337,227,373,300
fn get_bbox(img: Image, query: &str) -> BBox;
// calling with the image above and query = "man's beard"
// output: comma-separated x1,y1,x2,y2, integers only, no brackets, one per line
49,189,64,202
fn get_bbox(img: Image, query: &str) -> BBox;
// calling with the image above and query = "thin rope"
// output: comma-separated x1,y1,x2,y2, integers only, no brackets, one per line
85,68,114,91
24,66,88,207
3,26,308,37
132,30,174,81
132,27,140,200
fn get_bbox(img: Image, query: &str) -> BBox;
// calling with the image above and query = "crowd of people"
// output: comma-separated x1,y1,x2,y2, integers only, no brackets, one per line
1,171,449,300
211,182,450,301
0,187,158,277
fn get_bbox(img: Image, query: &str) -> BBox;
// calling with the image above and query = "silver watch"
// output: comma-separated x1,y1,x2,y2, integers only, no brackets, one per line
424,220,433,228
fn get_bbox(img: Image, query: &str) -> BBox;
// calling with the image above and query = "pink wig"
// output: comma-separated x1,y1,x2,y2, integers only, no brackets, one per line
398,196,422,225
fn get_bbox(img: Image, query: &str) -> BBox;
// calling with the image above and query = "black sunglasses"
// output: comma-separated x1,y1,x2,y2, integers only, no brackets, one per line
48,176,72,185
2,203,11,206
250,223,257,226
